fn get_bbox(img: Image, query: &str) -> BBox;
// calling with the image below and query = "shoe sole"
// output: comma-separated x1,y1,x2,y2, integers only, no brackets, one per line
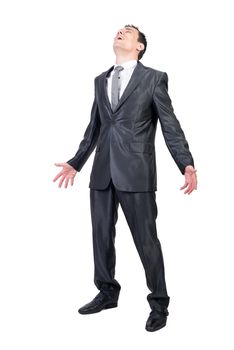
78,302,118,315
145,322,167,332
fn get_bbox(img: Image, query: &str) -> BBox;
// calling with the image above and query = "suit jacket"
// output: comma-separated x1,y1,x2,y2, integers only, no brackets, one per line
67,60,194,191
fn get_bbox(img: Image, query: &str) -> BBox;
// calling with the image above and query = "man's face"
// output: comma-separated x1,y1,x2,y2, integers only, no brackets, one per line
113,26,143,57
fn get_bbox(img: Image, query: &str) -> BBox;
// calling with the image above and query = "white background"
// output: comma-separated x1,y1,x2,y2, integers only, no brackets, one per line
0,0,233,349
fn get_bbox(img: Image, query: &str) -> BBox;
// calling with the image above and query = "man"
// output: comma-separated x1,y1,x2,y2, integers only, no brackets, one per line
53,24,197,332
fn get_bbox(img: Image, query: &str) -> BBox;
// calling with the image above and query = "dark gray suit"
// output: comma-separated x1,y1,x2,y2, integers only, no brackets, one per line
67,60,194,191
67,61,194,314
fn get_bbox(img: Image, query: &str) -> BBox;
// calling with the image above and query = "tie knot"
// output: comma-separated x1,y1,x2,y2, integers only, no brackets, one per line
114,65,124,72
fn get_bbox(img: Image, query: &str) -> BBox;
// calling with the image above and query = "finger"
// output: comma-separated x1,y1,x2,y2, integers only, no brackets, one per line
183,174,196,193
64,177,69,189
54,163,65,167
186,187,194,194
192,177,197,189
180,182,188,190
191,177,197,190
187,185,193,194
71,176,74,186
58,175,66,188
184,187,190,194
184,181,192,194
53,172,63,182
185,182,196,194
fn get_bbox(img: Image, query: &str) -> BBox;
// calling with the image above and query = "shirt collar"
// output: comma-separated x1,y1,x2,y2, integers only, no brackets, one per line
114,59,137,70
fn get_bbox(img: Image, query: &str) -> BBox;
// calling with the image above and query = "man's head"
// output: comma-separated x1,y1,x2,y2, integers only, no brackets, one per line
113,24,147,60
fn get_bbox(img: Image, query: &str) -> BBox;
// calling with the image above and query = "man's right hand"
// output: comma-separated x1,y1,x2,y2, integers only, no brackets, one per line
53,162,77,188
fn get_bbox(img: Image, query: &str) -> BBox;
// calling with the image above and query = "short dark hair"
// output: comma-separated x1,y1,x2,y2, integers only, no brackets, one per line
124,24,147,60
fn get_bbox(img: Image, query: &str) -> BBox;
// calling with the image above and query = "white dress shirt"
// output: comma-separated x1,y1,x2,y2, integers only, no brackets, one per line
106,59,137,103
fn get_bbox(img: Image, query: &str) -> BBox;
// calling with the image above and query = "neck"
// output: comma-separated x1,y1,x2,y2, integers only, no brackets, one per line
115,54,138,65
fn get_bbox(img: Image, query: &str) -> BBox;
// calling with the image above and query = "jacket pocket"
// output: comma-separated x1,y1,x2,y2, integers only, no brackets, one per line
129,142,153,154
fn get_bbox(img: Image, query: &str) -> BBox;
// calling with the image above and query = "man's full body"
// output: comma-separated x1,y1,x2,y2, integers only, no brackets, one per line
53,25,197,332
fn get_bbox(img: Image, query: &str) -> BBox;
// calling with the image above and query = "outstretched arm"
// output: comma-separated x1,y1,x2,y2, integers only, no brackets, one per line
66,94,101,172
53,78,101,188
153,72,197,194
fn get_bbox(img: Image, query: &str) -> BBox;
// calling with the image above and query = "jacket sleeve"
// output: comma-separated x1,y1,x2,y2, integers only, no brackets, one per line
153,72,195,174
66,78,101,172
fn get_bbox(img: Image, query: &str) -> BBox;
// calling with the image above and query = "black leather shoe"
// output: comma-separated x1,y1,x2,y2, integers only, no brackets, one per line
145,309,169,332
78,292,118,315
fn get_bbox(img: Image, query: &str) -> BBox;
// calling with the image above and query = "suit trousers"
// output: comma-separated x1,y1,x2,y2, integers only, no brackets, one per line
90,178,170,314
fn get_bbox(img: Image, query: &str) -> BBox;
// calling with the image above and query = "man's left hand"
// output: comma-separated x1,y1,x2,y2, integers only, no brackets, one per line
180,165,197,195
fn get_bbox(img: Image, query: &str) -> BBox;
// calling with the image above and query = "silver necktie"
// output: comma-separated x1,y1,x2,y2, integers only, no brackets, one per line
111,65,124,110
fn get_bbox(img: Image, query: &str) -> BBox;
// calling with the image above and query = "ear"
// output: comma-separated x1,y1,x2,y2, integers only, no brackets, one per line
136,42,145,53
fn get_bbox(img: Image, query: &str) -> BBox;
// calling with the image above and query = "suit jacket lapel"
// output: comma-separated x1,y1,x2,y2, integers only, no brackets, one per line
101,60,145,113
102,65,114,112
114,61,144,112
